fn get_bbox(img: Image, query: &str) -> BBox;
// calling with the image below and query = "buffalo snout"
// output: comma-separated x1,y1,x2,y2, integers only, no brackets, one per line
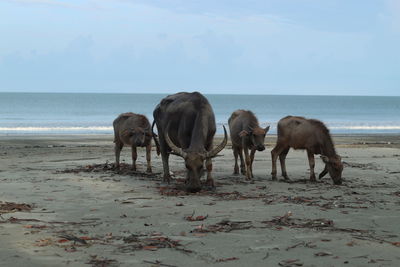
257,145,265,151
135,140,143,146
186,183,202,193
333,179,342,185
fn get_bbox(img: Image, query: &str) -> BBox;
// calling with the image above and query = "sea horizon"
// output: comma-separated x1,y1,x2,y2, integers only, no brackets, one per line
1,91,400,97
1,92,400,135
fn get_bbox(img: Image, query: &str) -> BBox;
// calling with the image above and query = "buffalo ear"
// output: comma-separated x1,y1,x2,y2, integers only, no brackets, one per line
264,125,270,134
238,130,249,137
321,155,330,164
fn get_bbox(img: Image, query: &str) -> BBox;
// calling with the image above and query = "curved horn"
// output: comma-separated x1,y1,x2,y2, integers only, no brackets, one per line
206,125,228,158
165,131,187,158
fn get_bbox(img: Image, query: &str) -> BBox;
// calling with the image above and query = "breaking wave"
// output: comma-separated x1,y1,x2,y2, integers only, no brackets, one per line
2,124,400,134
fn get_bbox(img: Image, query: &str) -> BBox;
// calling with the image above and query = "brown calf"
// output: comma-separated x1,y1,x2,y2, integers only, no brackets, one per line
228,110,270,180
113,112,153,172
271,116,343,185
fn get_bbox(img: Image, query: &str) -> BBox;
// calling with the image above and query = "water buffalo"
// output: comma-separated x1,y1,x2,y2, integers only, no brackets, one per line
152,92,227,192
113,112,153,173
271,116,343,185
228,110,270,180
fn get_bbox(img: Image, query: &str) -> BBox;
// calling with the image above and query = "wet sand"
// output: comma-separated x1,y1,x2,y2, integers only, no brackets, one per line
1,134,400,267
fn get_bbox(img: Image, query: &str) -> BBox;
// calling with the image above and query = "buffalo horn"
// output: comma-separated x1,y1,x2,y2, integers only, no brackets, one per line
165,132,187,158
205,125,228,158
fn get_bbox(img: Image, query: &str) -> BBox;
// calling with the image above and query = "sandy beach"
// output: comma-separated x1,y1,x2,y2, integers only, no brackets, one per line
1,134,400,267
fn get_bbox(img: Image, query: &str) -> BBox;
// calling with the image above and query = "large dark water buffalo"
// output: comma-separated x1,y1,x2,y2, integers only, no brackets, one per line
152,92,227,192
113,112,153,172
228,110,270,180
271,116,343,185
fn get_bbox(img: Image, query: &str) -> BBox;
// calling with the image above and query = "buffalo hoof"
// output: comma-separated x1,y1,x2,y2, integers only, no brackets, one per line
333,180,342,185
163,175,171,184
146,168,152,174
186,186,202,193
310,175,317,183
206,178,215,188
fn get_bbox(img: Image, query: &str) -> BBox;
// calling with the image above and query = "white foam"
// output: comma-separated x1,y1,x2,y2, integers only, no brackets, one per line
0,126,113,132
329,126,400,130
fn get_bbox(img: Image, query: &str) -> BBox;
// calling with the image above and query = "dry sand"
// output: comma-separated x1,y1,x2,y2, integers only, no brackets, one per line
1,134,400,267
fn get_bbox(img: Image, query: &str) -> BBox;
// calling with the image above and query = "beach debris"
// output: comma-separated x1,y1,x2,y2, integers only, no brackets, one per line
58,234,88,245
285,242,307,251
346,240,357,246
191,219,254,233
392,191,400,197
314,251,333,257
215,257,239,262
87,255,118,267
0,217,41,224
58,162,160,177
34,236,91,249
0,201,33,214
278,259,303,266
262,212,336,230
23,224,47,229
263,195,370,210
214,191,267,200
143,260,177,267
119,234,191,254
343,161,381,171
0,216,100,228
184,211,208,221
158,183,266,200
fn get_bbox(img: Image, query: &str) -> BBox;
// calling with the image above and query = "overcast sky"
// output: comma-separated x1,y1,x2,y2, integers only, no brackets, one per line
0,0,399,95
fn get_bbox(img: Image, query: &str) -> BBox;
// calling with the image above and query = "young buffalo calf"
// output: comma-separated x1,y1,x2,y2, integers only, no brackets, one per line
229,110,270,180
271,116,343,185
113,112,153,172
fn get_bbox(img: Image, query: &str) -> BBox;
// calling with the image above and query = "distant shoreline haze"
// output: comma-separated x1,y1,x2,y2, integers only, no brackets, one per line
0,93,399,134
0,91,399,97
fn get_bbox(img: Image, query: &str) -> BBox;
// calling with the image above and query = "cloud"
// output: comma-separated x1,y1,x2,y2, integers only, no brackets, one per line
5,0,76,8
4,0,102,10
386,0,400,32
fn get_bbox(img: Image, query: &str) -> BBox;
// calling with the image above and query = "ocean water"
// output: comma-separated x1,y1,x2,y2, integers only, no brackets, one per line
0,92,399,134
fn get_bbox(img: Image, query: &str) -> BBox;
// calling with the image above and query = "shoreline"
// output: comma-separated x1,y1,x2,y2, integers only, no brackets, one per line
1,133,399,147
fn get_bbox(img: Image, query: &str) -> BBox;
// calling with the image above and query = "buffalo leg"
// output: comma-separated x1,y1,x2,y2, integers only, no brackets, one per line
307,150,316,182
161,152,171,183
319,165,328,179
238,147,246,175
146,144,152,173
131,146,137,171
279,147,290,180
271,143,286,180
233,146,239,175
158,131,172,183
243,146,252,180
249,148,256,178
205,158,214,187
115,142,123,169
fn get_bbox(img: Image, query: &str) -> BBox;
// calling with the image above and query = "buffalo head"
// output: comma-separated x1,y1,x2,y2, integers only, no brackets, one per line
123,127,150,147
239,125,270,151
165,126,228,192
321,155,343,185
